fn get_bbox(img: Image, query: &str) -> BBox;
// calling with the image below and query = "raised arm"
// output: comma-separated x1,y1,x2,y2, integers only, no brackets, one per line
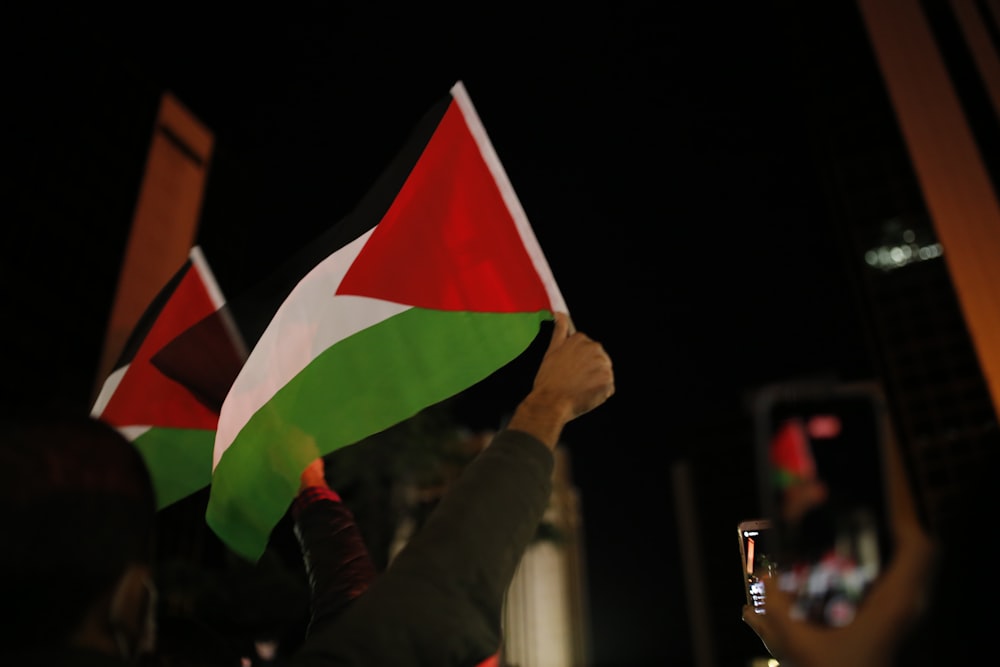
289,312,614,666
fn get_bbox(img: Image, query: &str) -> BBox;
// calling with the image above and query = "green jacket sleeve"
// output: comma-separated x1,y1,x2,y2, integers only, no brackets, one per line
288,428,555,667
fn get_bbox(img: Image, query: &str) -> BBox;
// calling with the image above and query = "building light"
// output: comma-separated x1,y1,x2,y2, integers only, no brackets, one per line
864,227,944,271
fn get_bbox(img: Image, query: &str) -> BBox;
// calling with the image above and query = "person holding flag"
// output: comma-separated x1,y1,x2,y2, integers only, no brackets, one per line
0,311,615,666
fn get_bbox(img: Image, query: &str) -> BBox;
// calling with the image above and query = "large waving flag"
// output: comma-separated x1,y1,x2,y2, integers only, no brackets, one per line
205,80,568,561
92,246,247,508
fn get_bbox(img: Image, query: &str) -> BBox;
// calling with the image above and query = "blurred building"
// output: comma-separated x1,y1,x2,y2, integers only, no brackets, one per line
783,0,1000,532
500,446,590,667
683,4,1000,665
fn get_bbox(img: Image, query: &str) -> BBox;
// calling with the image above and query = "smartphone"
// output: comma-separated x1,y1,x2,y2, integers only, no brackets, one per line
737,518,775,614
751,380,892,627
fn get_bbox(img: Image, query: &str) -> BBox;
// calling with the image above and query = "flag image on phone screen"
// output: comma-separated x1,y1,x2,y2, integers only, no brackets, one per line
751,381,892,627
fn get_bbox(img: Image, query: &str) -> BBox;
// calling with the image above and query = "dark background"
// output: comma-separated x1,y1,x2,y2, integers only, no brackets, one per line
3,2,912,665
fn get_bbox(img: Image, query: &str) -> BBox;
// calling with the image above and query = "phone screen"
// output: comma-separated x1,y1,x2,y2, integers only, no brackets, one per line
737,519,775,614
752,381,891,627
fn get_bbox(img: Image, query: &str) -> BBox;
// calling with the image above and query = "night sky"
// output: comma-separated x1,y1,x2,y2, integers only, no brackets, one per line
3,3,887,665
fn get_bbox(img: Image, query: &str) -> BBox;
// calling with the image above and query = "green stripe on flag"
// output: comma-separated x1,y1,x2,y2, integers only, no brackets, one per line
207,307,551,560
133,427,216,509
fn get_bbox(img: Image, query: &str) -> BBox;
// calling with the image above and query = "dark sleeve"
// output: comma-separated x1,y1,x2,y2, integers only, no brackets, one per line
292,486,378,636
287,429,554,667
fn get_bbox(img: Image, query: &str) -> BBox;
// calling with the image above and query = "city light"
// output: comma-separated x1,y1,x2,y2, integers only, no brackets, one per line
864,228,943,271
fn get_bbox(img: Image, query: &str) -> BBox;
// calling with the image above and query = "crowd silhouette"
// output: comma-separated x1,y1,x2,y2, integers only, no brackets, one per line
3,312,998,666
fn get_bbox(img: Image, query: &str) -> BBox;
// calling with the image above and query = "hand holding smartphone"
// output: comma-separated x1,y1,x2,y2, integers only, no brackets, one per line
750,380,892,628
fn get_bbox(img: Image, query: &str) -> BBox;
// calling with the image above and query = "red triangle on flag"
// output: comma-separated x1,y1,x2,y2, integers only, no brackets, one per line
336,98,552,313
98,260,222,431
770,419,817,480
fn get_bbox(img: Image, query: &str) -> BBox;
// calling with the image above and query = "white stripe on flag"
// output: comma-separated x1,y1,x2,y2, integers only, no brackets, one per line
213,228,409,468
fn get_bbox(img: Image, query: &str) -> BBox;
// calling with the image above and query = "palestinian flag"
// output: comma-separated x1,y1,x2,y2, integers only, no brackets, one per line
769,418,817,489
92,246,247,509
205,80,568,561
